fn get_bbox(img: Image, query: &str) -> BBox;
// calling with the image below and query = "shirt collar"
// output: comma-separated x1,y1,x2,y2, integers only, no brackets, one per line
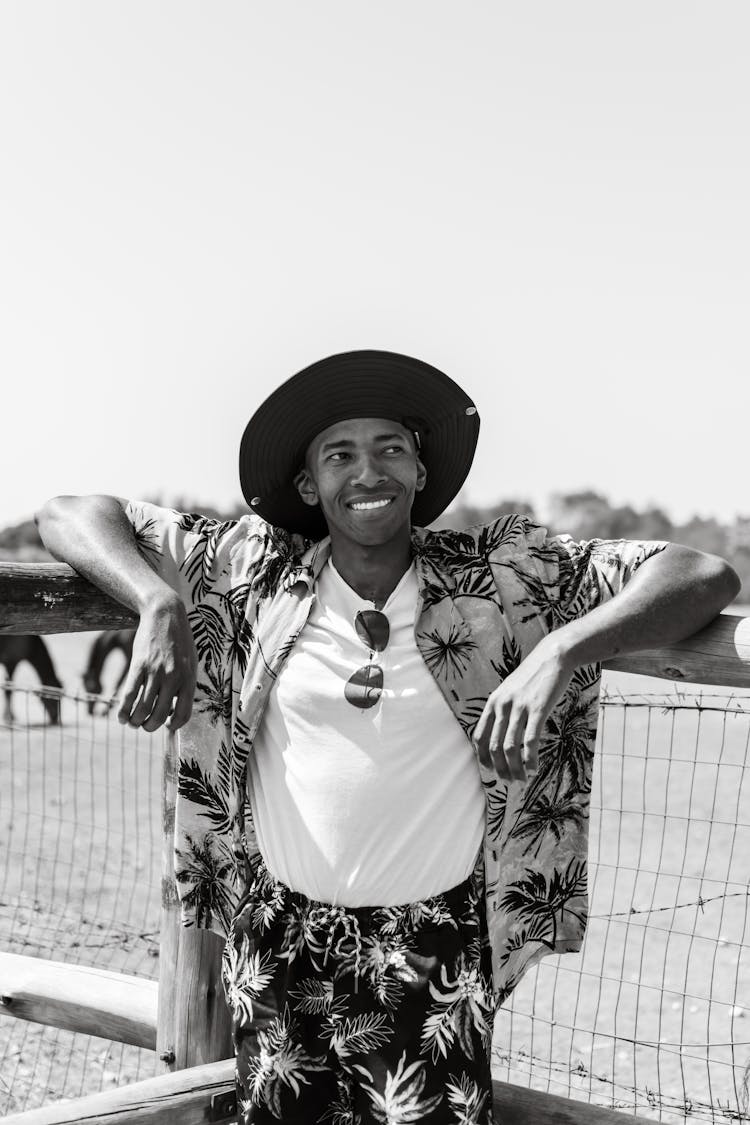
282,536,332,593
410,524,457,595
280,525,451,596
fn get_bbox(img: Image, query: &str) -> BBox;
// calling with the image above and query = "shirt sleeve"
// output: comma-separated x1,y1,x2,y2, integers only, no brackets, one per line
122,501,271,937
544,533,669,622
123,498,268,626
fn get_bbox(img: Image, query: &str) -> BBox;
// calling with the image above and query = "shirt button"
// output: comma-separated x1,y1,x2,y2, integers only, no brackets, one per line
255,684,263,692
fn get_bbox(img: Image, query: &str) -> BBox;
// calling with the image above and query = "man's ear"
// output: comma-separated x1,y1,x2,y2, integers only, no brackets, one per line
415,456,427,493
294,467,319,508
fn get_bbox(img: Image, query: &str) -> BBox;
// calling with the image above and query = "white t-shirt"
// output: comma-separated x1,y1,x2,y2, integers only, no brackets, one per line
248,559,485,906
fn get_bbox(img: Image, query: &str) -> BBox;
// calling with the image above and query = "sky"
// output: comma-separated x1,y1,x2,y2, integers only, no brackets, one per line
1,1,748,529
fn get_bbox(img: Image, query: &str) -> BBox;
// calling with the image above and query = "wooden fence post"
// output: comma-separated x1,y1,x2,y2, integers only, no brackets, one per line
156,732,233,1071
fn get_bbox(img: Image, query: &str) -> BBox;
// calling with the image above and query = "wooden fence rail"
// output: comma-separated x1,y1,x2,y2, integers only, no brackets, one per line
0,953,157,1049
2,561,750,684
1,560,749,1124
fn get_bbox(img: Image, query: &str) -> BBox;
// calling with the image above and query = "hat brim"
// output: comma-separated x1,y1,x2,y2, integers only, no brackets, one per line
239,350,480,539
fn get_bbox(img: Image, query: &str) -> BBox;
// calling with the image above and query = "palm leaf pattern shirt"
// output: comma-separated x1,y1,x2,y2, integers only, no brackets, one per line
125,499,666,1005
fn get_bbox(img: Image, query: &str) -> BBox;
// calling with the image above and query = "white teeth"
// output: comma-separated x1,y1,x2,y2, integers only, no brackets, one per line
351,499,392,511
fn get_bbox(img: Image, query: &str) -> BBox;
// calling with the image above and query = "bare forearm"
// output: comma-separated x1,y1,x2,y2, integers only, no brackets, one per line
35,494,177,615
474,544,740,783
552,545,741,669
36,494,197,731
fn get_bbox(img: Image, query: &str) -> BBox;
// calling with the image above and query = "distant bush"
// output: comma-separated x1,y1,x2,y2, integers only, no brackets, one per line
0,518,50,559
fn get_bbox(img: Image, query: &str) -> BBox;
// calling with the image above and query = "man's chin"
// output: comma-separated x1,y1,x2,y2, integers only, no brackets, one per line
327,506,413,547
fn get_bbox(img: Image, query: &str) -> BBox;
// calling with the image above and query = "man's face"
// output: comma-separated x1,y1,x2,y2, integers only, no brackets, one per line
295,417,426,547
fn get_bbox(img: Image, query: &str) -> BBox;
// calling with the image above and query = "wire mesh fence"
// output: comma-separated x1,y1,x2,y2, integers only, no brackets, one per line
2,680,750,1121
0,683,164,1115
493,689,750,1123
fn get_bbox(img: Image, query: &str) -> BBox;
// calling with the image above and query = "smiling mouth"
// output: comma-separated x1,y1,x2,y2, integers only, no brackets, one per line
348,498,394,512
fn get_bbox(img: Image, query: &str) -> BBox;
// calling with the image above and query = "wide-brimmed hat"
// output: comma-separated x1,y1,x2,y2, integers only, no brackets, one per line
239,349,480,539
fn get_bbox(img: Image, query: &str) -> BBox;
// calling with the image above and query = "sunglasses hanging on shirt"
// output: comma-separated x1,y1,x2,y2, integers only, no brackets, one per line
345,609,390,709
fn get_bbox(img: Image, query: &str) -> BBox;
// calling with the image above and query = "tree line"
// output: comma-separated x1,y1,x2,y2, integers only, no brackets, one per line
2,490,749,600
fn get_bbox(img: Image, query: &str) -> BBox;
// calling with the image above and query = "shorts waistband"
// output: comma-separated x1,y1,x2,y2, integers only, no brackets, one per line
249,853,481,929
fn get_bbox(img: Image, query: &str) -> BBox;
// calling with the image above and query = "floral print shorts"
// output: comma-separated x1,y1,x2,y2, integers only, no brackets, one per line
221,857,496,1124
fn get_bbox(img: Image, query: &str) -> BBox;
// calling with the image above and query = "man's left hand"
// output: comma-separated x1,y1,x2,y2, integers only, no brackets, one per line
473,634,574,783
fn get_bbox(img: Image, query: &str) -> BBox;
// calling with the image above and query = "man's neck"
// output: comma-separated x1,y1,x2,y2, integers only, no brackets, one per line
328,534,413,608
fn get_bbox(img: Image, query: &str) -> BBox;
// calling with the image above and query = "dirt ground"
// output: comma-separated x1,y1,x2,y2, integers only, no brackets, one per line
2,631,750,1122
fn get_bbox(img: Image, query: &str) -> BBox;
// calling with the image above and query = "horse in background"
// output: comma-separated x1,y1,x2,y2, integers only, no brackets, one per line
0,636,63,725
82,629,135,715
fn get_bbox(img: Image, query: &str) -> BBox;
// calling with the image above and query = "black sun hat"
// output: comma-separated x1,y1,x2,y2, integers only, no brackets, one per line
239,349,480,539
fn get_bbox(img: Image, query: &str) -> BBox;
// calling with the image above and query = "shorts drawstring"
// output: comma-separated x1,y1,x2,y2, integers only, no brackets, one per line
310,904,364,993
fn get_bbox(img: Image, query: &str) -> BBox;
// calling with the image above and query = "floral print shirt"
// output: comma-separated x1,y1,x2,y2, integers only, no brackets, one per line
125,499,665,1005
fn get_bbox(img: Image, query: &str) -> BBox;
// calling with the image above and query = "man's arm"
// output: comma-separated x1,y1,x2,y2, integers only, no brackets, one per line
35,494,197,732
473,544,741,782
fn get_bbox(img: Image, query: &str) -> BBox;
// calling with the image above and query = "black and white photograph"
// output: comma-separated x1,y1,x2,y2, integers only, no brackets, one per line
1,4,749,1123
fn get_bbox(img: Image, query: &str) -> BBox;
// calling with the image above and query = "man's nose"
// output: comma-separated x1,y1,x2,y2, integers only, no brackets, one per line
350,456,387,487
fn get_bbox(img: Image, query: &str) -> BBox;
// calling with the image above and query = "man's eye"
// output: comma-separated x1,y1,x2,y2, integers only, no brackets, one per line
328,451,349,462
384,445,405,454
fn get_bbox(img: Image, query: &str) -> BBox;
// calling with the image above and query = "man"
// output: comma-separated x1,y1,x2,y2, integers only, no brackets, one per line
36,350,739,1124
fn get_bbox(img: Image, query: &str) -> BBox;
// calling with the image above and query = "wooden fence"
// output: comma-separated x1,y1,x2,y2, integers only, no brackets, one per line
1,560,749,1124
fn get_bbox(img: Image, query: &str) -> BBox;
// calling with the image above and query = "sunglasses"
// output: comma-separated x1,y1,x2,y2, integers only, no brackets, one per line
345,609,390,709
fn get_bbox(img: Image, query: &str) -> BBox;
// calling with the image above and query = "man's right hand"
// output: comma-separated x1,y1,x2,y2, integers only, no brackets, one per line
118,592,198,733
36,495,200,734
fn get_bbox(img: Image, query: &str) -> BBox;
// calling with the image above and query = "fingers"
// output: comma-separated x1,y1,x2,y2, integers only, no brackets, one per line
496,708,527,782
473,699,503,773
475,697,514,781
488,702,513,781
522,720,541,777
474,696,541,784
166,684,194,732
128,674,161,728
118,668,195,732
141,678,178,733
118,667,145,726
